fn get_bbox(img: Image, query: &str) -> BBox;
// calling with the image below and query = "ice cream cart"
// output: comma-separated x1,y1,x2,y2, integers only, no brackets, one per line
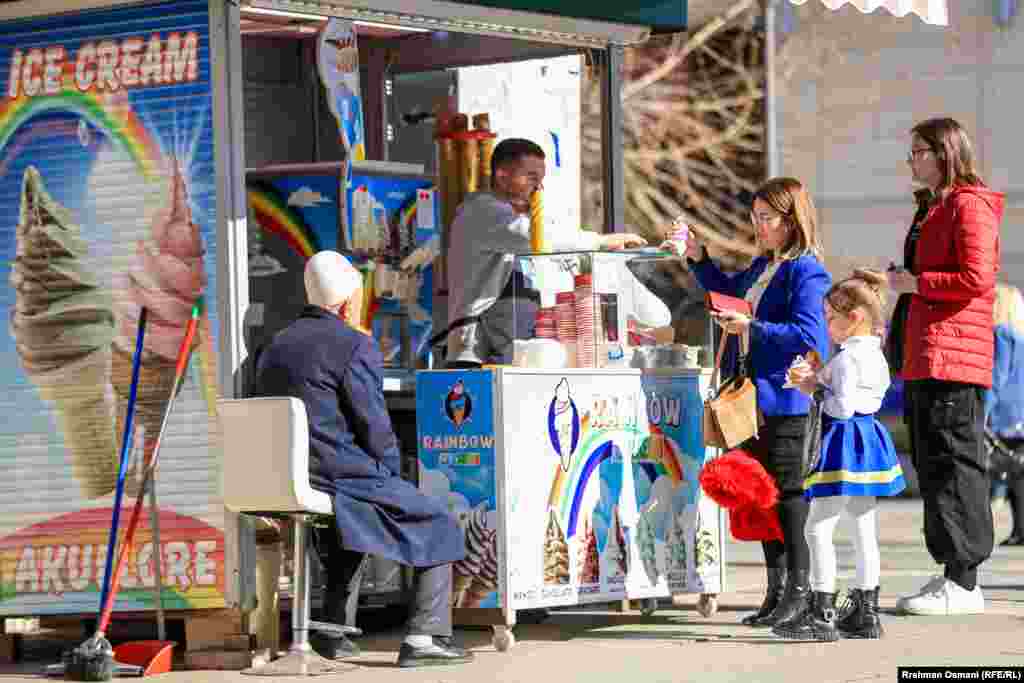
417,249,725,650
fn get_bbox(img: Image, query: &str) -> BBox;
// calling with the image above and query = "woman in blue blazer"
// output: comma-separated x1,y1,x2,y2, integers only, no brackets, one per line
684,178,831,628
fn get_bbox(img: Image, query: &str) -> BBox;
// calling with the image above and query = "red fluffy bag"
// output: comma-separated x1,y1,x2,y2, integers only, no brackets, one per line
699,449,784,542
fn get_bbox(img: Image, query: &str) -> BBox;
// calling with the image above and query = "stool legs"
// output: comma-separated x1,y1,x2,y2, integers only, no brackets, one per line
242,516,357,676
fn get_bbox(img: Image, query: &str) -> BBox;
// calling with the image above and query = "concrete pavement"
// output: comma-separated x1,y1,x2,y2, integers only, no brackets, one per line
4,498,1023,682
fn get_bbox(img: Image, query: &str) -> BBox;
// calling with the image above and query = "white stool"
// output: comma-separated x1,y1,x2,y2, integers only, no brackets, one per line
219,397,357,676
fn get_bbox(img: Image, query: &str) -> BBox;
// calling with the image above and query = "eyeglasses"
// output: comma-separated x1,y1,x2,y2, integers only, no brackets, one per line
907,147,934,163
750,210,784,225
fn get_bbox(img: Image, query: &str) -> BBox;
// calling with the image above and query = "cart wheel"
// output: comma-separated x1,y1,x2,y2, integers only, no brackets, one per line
641,598,658,617
697,593,718,617
492,625,515,652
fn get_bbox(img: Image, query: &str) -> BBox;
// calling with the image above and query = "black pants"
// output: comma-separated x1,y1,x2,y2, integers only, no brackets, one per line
743,414,811,574
314,526,453,637
1007,473,1024,537
906,379,994,590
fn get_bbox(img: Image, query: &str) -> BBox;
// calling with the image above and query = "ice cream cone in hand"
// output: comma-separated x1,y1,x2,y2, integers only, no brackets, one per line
112,161,207,492
10,167,118,499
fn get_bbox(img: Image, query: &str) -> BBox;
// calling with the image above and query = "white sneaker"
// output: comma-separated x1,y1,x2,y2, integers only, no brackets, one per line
899,578,985,616
895,575,944,612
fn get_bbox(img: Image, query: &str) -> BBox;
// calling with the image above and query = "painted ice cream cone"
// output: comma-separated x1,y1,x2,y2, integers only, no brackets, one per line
552,378,574,470
637,505,658,585
668,510,688,581
9,167,118,499
112,161,206,490
606,505,628,578
452,504,492,607
543,507,569,585
464,513,498,607
576,514,600,585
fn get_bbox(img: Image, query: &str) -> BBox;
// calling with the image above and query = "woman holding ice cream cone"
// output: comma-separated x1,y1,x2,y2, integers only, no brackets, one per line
680,178,831,628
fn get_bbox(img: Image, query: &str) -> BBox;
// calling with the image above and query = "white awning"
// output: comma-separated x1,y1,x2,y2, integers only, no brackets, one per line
242,0,652,48
786,0,948,26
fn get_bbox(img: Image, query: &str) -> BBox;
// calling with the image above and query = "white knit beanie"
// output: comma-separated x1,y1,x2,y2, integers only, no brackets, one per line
304,251,362,309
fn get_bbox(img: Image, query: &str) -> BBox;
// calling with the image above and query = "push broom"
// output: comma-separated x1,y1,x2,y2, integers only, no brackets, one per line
55,302,202,681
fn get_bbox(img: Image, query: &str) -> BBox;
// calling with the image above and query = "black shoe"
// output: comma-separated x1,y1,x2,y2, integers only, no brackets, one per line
397,636,474,668
742,567,786,627
836,587,883,639
310,631,361,660
1000,534,1024,546
761,568,811,627
772,591,839,642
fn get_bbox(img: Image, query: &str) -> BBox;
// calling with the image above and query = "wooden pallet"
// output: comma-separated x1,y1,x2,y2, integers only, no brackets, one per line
32,608,266,671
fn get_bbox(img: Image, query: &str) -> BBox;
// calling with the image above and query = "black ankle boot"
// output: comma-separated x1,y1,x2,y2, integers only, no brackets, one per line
772,591,839,642
742,567,787,626
762,568,811,627
836,587,883,639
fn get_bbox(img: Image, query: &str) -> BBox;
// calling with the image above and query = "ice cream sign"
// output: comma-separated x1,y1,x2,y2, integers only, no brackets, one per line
6,32,200,98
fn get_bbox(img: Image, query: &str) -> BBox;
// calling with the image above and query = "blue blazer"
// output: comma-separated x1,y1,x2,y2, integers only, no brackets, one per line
986,323,1024,438
690,253,831,416
253,306,464,568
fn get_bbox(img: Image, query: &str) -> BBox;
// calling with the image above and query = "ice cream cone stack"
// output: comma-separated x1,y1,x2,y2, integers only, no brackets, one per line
10,166,118,499
529,191,544,253
473,114,497,192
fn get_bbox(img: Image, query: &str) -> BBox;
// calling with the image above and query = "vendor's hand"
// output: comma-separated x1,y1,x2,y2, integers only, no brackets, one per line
712,310,751,335
888,267,918,295
400,244,434,271
600,233,647,251
683,233,704,261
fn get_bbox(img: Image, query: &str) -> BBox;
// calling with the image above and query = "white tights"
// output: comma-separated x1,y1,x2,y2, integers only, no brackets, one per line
804,495,880,593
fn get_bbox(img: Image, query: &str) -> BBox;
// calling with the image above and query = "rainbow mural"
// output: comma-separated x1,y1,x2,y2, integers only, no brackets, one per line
546,424,686,540
0,76,163,181
246,181,321,261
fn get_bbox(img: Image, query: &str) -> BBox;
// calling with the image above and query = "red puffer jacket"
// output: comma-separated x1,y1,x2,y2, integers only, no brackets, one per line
901,185,1003,387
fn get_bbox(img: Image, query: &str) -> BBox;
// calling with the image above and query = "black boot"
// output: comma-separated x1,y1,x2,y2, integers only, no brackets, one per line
742,567,787,626
772,591,839,642
761,568,811,627
836,587,883,639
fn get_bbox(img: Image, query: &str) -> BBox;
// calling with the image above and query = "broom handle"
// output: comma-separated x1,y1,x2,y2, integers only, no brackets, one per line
98,307,147,617
97,307,200,636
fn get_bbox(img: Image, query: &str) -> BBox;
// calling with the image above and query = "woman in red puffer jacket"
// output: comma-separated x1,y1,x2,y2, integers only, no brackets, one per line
889,118,1003,617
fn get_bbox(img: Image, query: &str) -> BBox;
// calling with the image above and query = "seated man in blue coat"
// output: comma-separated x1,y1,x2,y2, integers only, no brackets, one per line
252,251,470,668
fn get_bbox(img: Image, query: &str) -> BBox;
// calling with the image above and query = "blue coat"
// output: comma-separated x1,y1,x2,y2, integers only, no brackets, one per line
252,306,464,568
690,254,831,416
985,323,1024,438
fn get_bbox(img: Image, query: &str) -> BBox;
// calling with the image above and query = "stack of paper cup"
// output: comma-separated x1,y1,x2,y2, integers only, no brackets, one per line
556,292,576,343
535,308,557,340
574,274,596,368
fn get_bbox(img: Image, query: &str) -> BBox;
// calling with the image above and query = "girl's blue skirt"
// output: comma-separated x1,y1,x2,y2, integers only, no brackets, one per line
804,413,906,499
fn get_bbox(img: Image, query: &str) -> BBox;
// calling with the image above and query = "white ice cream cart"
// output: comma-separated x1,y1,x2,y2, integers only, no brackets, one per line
417,249,726,649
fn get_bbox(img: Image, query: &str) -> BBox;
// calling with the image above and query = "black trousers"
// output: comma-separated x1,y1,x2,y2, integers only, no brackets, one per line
314,526,453,637
906,379,994,590
743,414,811,574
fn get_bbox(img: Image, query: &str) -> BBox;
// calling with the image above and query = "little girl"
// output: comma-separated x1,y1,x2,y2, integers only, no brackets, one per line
773,268,906,642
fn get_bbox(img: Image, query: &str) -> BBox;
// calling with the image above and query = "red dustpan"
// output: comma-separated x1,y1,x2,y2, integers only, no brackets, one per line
112,641,176,676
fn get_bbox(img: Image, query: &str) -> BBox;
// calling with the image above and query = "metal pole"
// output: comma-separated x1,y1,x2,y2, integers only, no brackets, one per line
146,476,166,641
600,46,626,233
764,0,779,179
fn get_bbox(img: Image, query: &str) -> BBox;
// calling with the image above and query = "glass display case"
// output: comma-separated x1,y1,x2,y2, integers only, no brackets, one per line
511,249,713,370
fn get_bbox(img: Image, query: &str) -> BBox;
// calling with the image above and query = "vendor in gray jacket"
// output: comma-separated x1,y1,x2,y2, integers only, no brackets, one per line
252,251,471,668
444,138,647,366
